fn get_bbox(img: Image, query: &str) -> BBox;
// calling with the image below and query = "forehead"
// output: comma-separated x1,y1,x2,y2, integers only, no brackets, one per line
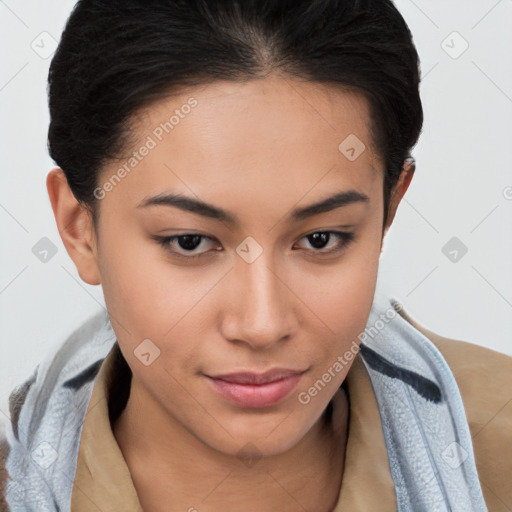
99,76,383,215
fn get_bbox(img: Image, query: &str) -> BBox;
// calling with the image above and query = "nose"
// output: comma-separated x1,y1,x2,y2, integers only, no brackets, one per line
220,253,298,351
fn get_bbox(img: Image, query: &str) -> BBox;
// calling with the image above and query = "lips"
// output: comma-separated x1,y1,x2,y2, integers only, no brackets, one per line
205,368,307,408
209,368,305,385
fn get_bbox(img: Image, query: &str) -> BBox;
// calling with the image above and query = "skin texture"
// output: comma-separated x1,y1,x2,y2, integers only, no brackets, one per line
47,75,414,512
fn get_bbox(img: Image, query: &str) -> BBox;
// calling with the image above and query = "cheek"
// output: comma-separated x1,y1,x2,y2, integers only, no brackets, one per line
97,225,216,367
295,227,381,343
337,244,380,346
293,245,380,402
96,221,178,340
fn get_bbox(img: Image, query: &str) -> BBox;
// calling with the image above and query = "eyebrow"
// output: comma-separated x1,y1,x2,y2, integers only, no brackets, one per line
137,189,370,225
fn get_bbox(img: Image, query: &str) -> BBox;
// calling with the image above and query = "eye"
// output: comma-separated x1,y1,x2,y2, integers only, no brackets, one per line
154,233,220,260
294,230,355,256
153,230,355,261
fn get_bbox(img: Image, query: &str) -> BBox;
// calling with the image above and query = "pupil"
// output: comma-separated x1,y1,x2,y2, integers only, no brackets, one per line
309,232,329,249
178,235,201,250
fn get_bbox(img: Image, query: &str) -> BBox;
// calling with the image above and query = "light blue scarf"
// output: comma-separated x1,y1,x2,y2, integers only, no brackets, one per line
360,291,487,511
2,291,487,511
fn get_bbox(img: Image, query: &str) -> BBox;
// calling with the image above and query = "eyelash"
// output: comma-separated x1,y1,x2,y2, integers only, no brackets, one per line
154,230,355,261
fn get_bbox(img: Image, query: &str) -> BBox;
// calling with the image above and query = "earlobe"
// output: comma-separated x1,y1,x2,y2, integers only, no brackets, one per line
46,168,102,286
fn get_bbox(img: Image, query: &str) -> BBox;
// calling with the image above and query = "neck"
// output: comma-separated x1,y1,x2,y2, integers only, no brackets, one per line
113,379,349,512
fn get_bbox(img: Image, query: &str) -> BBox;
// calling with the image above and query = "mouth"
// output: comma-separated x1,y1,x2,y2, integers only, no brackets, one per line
205,369,307,408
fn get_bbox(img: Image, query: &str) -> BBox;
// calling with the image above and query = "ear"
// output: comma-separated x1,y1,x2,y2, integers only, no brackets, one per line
382,158,415,237
46,168,101,285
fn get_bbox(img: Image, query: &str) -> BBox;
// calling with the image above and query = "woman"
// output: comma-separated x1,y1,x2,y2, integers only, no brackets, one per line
1,0,511,511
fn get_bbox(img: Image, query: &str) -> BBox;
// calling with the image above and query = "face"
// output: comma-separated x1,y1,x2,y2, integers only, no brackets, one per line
54,75,406,458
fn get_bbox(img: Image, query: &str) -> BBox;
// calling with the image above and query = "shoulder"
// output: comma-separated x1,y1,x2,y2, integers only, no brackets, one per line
398,306,512,512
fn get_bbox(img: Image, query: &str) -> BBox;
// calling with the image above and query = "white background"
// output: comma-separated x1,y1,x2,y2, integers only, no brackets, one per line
1,0,511,419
